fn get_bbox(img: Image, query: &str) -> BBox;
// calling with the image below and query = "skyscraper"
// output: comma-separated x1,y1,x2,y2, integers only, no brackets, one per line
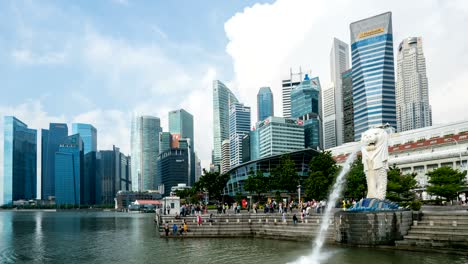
249,129,260,161
55,134,83,205
329,38,350,146
257,117,304,158
229,103,251,168
159,132,171,154
2,117,37,205
257,87,274,122
169,109,195,186
350,12,396,141
131,115,162,191
282,69,303,118
72,124,97,154
158,148,189,196
322,84,337,149
213,80,238,168
72,123,97,205
41,123,68,200
194,153,202,182
221,139,230,174
96,145,131,205
169,109,194,149
291,75,322,149
342,69,355,143
396,37,432,132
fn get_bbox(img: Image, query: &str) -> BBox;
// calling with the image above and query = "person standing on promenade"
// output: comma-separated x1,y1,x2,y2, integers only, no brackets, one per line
164,223,170,237
197,214,202,226
292,214,298,225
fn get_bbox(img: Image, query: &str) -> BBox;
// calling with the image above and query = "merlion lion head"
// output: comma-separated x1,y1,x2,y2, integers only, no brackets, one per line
361,128,387,152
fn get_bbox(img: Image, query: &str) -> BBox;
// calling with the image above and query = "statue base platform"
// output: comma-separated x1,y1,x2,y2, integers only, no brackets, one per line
334,209,413,245
348,198,399,211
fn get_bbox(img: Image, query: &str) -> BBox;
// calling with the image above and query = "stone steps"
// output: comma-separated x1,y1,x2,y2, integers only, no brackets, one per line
395,212,468,250
158,213,335,241
411,226,468,231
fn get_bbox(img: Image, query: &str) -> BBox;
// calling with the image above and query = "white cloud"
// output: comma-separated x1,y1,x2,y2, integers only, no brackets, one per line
12,49,67,65
224,0,468,126
72,109,131,155
82,28,194,99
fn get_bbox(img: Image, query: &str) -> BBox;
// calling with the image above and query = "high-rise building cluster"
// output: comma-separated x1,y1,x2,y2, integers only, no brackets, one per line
2,11,436,205
212,73,322,173
214,11,433,176
323,11,432,147
132,109,200,197
1,118,132,206
1,108,202,206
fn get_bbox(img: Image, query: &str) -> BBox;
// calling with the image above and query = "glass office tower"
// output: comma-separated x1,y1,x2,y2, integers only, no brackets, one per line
213,80,238,168
131,115,162,191
257,87,274,122
169,109,194,149
342,69,355,143
291,75,322,148
350,12,396,141
169,109,195,185
41,123,68,200
55,134,83,205
72,123,97,205
96,145,131,205
2,117,37,205
229,103,251,168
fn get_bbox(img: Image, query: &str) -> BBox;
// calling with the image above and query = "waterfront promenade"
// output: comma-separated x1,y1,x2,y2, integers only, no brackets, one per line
157,209,468,255
158,211,335,242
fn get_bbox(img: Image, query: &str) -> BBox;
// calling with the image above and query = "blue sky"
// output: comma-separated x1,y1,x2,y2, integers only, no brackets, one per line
0,0,271,112
2,0,468,175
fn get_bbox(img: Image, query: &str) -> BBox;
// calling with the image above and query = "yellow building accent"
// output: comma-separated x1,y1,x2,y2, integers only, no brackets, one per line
358,27,384,39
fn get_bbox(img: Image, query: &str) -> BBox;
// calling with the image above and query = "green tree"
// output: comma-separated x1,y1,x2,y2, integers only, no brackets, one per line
270,155,299,193
175,188,200,204
386,165,417,202
344,156,367,199
426,166,466,201
304,151,338,200
194,169,230,202
243,169,268,201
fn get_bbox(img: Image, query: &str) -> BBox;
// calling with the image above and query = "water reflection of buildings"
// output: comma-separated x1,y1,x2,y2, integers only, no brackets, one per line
330,120,468,199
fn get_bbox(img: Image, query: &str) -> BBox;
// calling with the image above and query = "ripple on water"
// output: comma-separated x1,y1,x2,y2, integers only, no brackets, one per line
0,247,18,264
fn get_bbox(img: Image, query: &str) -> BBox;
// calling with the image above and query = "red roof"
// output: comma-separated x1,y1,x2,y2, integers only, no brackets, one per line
135,200,162,205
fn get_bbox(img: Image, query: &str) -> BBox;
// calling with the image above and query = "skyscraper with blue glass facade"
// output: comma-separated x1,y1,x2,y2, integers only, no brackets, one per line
72,123,97,205
1,117,37,206
169,109,195,185
291,75,322,149
169,109,194,149
55,134,83,205
229,103,251,168
41,123,68,200
257,87,274,122
350,12,396,141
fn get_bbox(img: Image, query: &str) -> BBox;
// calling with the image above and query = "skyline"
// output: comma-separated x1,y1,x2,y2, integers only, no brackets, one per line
1,0,468,174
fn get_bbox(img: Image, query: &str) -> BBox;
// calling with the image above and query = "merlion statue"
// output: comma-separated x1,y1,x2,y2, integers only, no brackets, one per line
361,128,389,200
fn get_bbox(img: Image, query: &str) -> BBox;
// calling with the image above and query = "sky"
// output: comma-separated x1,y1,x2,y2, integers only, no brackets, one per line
1,0,468,189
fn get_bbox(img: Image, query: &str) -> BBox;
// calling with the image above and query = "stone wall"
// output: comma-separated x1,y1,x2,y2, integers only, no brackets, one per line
334,210,413,245
159,213,335,242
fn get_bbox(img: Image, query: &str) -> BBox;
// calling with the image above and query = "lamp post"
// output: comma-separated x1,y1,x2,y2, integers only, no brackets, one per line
297,184,301,206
